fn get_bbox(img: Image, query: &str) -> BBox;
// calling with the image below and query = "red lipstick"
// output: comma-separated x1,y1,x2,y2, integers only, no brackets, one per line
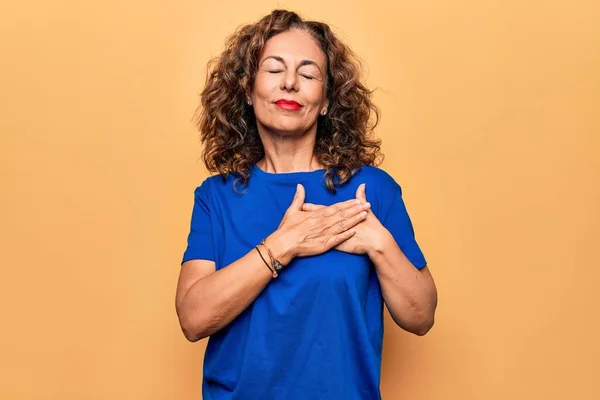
274,99,302,111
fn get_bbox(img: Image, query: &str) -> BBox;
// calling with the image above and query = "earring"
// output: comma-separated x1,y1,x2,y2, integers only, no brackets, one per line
321,109,327,116
247,99,252,106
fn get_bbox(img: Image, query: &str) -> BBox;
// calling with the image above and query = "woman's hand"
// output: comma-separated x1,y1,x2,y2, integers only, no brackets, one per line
268,184,371,263
302,184,387,256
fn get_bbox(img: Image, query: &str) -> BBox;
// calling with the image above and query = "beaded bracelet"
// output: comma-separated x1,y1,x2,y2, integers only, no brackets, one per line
255,246,278,278
259,239,285,274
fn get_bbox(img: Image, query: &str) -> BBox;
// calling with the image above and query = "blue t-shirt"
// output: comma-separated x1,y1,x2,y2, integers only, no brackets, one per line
182,164,427,400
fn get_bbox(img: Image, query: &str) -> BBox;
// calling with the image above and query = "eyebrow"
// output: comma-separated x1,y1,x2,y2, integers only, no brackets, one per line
261,55,323,74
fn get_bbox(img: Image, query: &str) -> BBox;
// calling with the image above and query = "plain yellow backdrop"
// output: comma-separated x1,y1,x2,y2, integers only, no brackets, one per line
1,0,599,399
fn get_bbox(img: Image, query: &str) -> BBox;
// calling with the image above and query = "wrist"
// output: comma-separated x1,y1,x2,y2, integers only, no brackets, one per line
367,229,393,259
265,229,296,266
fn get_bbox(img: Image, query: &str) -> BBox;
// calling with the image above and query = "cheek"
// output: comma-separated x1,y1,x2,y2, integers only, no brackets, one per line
304,85,326,108
252,75,277,99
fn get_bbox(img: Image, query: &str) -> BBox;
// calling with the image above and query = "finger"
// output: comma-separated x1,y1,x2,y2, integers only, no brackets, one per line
302,203,326,211
290,184,305,211
331,201,371,222
324,229,356,249
355,183,367,203
355,184,372,214
330,209,368,235
320,198,362,217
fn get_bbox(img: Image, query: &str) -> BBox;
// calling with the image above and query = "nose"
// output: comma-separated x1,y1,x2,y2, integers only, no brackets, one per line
280,69,299,92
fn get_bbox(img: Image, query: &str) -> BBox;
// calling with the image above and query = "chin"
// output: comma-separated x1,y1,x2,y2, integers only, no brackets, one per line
263,120,314,136
273,126,306,136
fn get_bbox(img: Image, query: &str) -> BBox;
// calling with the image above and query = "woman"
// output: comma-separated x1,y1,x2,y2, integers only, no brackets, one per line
176,9,438,400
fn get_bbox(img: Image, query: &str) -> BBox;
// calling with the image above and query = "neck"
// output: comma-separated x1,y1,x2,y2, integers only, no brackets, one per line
256,125,323,173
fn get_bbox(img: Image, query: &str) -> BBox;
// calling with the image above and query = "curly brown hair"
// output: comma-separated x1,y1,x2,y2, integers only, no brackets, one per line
195,9,383,193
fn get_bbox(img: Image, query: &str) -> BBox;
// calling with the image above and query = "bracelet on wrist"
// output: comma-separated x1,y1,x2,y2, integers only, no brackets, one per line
255,246,277,278
260,239,286,274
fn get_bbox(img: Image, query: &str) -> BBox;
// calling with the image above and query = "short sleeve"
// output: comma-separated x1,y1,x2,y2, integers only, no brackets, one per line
381,183,427,269
181,181,215,264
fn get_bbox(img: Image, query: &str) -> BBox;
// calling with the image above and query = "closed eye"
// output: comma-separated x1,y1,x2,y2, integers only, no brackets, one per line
267,70,315,80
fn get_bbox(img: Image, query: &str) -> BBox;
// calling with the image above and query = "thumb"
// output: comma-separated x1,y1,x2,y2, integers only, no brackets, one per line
290,183,305,211
355,183,367,202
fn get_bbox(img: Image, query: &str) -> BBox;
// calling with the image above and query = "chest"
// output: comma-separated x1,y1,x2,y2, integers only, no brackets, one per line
211,190,374,298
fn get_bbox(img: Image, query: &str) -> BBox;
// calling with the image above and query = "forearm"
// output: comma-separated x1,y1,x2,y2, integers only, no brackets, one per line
179,233,292,341
369,231,437,336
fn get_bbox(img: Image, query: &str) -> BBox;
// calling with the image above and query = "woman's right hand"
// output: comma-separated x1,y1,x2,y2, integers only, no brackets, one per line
267,184,371,263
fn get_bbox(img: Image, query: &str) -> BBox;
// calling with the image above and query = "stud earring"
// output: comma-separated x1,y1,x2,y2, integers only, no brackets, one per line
247,99,252,106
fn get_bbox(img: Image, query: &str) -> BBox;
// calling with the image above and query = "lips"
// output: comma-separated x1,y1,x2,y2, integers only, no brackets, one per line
274,99,302,111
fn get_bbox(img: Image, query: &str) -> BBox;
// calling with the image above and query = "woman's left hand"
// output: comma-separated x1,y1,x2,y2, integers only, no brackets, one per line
301,184,388,256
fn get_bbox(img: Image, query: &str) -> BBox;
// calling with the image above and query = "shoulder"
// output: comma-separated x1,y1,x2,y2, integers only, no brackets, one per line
351,165,402,193
192,173,236,199
346,165,403,220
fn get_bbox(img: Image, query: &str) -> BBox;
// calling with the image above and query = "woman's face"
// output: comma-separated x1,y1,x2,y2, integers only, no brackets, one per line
250,29,329,137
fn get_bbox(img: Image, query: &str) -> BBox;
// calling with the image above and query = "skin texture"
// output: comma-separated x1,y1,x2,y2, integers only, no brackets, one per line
250,29,328,141
176,28,437,342
249,29,329,174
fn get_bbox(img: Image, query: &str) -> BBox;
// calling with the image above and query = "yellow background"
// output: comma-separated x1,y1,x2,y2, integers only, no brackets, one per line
1,0,599,399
